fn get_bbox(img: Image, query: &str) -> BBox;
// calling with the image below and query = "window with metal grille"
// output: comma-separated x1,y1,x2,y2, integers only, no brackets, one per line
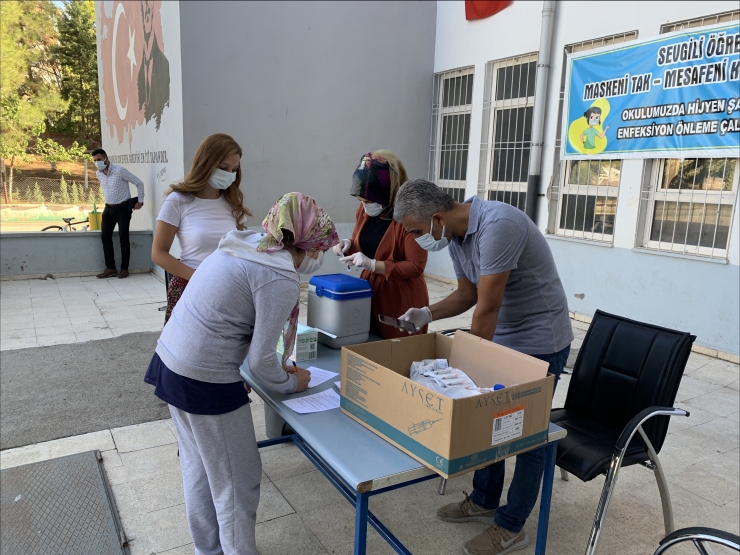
546,31,639,240
429,67,474,202
636,158,737,258
478,54,537,211
660,9,739,33
557,160,622,240
633,11,740,259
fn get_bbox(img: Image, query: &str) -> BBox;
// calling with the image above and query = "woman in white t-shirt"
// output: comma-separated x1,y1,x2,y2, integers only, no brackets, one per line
153,133,251,322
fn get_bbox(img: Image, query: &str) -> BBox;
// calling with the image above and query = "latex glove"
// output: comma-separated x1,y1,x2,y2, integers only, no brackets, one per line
399,307,432,333
333,239,351,256
339,252,376,272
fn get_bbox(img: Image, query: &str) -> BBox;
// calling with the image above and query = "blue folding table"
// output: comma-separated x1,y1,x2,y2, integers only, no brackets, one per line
241,341,566,555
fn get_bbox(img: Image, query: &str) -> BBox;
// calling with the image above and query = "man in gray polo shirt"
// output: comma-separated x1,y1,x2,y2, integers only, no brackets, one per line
395,179,572,555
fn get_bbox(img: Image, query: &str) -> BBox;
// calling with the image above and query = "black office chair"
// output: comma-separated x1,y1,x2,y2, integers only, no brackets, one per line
551,310,695,555
653,527,740,554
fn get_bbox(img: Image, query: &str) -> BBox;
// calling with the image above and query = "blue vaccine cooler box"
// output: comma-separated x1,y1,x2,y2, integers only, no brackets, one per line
307,274,373,349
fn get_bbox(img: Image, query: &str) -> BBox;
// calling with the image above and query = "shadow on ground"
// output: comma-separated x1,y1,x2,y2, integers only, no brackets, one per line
0,332,167,449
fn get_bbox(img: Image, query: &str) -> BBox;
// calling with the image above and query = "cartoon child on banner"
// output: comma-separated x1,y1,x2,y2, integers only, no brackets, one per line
568,98,611,154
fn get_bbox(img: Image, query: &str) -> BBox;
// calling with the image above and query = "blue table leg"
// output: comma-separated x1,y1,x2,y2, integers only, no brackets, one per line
535,441,558,555
354,491,369,555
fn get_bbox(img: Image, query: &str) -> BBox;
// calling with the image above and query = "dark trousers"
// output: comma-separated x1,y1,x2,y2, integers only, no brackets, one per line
469,344,571,533
101,203,133,270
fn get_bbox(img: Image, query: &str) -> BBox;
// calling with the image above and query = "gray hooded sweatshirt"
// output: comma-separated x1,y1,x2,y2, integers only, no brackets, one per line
156,230,299,393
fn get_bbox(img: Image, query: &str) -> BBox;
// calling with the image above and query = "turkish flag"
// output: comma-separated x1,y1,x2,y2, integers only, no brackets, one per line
99,1,168,145
465,1,512,21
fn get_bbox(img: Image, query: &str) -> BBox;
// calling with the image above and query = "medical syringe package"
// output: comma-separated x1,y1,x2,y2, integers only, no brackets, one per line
409,359,495,399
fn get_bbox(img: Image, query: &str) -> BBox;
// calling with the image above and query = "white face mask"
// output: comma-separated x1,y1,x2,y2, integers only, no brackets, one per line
208,168,237,190
95,160,107,171
589,117,600,126
297,250,324,274
363,202,384,217
415,217,450,252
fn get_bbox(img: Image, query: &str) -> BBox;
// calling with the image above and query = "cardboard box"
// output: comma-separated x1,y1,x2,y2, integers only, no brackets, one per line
277,324,318,363
340,331,553,478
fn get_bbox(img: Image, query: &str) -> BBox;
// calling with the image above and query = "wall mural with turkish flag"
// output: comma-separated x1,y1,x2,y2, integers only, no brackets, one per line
96,0,184,231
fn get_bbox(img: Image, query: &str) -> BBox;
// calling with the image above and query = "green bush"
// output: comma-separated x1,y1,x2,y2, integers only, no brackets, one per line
87,189,96,205
33,182,45,204
50,192,58,203
24,186,32,202
60,176,70,204
71,181,80,204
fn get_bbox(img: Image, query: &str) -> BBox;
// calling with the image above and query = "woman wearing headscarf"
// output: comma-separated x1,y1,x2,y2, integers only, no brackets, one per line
335,150,429,339
145,193,338,555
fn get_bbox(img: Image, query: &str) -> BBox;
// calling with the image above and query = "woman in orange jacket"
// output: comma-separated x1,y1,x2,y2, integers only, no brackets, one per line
335,150,429,339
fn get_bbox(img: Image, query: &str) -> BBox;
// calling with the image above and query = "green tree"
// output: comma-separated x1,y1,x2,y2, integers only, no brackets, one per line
1,1,67,203
87,188,96,205
35,137,90,173
71,180,80,204
52,0,100,145
33,182,45,204
59,175,70,203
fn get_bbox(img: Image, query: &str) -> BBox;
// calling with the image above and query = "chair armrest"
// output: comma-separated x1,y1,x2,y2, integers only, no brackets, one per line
659,526,740,547
615,407,689,451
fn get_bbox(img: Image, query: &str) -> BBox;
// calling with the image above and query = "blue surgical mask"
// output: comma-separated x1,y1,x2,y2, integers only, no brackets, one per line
209,168,237,190
363,202,384,217
415,217,449,252
95,160,107,171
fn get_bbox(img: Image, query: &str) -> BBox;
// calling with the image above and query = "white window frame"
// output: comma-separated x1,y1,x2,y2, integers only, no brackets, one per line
632,10,740,259
429,67,474,202
637,158,738,259
555,160,622,242
478,53,538,211
547,31,639,241
660,9,739,33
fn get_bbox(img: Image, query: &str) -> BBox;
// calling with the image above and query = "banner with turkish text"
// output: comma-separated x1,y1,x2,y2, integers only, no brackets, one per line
562,22,740,159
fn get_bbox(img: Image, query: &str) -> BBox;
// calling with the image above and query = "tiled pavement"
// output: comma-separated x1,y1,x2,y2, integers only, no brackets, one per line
1,274,738,554
0,274,166,350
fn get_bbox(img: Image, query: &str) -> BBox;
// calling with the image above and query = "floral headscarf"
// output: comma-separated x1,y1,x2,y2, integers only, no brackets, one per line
260,192,339,365
349,150,409,220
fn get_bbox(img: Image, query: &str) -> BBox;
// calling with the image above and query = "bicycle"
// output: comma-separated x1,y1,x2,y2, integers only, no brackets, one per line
41,216,90,232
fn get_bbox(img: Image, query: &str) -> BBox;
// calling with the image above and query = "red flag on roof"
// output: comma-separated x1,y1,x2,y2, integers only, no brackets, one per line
465,1,512,21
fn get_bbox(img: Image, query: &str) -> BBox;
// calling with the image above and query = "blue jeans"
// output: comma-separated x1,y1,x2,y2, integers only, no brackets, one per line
469,344,570,533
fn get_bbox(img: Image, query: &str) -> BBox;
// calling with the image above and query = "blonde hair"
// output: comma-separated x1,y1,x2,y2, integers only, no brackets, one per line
167,133,251,224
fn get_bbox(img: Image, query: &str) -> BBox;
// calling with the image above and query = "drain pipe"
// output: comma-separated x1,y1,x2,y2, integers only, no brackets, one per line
524,0,556,223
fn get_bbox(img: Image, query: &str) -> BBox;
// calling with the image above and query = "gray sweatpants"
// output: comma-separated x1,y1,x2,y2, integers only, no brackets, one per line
169,403,262,555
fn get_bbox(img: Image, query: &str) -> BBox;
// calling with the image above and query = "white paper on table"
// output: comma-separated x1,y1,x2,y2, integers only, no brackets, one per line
282,388,341,414
306,366,339,388
334,381,341,390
